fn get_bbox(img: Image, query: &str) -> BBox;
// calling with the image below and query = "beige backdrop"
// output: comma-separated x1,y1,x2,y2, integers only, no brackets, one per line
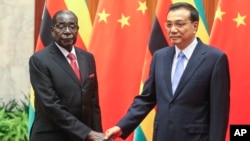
0,0,34,101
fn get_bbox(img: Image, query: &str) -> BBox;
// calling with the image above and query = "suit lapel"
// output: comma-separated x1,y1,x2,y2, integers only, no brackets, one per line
173,42,206,99
75,48,88,84
49,43,81,85
165,48,175,97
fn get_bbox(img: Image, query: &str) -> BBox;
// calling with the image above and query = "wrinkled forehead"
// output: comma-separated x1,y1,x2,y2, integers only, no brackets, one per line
55,13,78,24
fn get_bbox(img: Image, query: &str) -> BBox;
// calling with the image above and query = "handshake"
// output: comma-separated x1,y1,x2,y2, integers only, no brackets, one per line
87,126,122,141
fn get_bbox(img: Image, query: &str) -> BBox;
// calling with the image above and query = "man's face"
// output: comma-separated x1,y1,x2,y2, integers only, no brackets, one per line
51,13,79,50
166,8,198,49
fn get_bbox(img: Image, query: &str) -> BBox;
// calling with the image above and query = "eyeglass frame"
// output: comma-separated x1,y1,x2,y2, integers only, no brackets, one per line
164,20,194,29
53,23,79,31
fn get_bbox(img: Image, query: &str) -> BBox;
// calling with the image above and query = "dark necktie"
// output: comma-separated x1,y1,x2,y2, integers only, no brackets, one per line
172,51,185,94
67,53,81,82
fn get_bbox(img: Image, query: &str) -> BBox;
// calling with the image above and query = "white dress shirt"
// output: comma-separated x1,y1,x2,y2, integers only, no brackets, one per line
171,38,198,82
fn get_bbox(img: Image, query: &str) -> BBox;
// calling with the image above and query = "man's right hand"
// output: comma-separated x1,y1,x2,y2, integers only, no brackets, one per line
104,126,122,140
86,130,105,141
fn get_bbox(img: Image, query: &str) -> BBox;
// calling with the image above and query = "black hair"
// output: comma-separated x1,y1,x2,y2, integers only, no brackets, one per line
52,10,78,25
168,2,199,22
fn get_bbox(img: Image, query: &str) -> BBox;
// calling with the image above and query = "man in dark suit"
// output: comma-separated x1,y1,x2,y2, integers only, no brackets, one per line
29,10,105,141
105,2,230,141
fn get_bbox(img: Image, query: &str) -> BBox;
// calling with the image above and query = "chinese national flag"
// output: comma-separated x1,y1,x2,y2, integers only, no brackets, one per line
89,0,151,140
209,0,250,140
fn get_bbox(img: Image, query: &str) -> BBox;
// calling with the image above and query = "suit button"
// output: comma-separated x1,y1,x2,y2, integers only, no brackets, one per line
169,103,174,108
168,123,173,129
82,89,86,93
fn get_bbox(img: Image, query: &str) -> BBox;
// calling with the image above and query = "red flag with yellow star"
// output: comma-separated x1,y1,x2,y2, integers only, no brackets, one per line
210,0,250,140
89,0,150,140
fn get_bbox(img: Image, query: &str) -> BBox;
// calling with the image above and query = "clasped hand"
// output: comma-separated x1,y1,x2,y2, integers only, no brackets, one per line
87,126,122,141
87,130,114,141
104,126,122,141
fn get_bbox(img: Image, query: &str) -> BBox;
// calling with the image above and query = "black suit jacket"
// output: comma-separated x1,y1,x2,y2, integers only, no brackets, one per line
29,42,102,141
117,39,230,141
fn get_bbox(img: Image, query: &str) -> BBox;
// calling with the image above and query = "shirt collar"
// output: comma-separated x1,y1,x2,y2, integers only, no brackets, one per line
55,42,77,59
174,38,198,60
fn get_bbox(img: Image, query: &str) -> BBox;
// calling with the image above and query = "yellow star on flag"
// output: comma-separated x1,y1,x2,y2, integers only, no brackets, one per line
214,6,226,21
137,1,147,15
117,14,130,28
233,12,246,27
98,9,110,23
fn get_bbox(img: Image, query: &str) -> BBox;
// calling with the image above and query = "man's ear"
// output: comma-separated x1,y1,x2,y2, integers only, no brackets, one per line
50,27,55,37
193,21,199,33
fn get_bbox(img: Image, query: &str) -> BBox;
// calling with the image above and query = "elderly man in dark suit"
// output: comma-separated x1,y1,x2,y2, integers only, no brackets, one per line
105,2,230,141
29,10,105,141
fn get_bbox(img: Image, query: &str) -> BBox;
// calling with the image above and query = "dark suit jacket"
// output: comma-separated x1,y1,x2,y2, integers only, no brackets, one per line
29,42,102,141
117,39,230,141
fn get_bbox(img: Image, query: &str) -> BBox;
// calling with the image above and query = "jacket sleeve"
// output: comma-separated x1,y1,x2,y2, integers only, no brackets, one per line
117,53,157,139
208,53,230,141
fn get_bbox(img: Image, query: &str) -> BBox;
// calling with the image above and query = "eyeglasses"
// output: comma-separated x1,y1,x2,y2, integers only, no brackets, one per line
165,21,192,29
53,24,78,31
